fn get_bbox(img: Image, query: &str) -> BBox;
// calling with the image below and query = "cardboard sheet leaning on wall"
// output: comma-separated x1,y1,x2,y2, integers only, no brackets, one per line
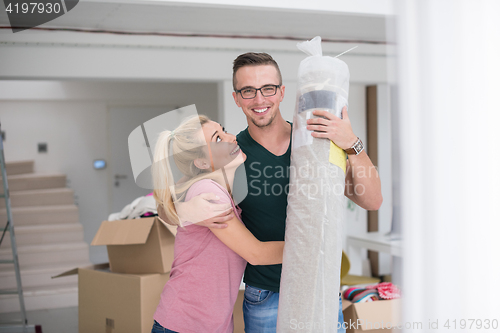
277,36,349,333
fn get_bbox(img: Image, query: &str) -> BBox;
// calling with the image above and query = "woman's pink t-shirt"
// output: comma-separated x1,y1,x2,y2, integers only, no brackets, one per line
153,179,247,333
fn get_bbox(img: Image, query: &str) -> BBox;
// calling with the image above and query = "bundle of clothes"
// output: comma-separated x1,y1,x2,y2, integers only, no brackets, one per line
343,282,401,303
108,193,157,221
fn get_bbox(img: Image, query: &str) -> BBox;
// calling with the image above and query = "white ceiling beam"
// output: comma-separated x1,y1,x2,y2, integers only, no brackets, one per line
84,0,395,16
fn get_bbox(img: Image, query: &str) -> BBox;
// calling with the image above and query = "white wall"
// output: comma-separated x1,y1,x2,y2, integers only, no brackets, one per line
376,84,393,275
343,84,369,275
0,80,218,263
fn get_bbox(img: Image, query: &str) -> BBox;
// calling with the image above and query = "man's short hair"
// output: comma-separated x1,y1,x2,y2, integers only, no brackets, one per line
232,52,283,91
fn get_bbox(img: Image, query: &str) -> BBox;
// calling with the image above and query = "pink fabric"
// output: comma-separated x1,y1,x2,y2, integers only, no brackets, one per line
153,179,246,333
367,282,401,300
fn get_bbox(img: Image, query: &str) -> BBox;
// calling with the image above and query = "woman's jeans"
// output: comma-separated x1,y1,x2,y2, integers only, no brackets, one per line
243,284,346,333
151,320,178,333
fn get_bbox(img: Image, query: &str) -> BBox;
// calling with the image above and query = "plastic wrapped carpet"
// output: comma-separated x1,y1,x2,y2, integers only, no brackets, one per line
277,36,349,333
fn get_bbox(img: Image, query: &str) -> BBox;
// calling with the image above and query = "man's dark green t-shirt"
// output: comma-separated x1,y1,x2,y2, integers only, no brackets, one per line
235,125,291,293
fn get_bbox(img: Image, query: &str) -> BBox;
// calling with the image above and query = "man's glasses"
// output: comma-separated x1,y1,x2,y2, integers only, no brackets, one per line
235,85,281,99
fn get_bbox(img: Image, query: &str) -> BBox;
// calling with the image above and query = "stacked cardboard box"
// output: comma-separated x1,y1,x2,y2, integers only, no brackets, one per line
54,262,169,333
54,217,245,333
91,217,177,274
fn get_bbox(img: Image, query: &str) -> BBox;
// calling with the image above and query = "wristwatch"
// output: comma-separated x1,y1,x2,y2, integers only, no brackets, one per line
344,137,364,155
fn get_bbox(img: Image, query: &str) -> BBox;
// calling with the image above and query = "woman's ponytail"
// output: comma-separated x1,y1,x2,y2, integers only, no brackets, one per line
152,130,180,225
152,115,211,227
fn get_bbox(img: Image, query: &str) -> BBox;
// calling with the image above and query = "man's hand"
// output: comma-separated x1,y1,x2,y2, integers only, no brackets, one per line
306,106,357,149
306,106,383,210
176,193,233,228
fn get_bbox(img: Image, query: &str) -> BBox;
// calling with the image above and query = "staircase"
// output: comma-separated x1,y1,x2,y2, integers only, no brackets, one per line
0,161,91,313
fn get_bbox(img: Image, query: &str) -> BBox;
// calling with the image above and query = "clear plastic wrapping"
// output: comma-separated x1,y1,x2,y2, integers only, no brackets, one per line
277,36,349,333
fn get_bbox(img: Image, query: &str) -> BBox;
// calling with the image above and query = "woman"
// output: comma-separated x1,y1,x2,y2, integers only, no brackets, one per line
151,115,284,333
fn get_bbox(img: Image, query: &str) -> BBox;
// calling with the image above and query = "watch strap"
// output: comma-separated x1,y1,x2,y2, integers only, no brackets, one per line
344,137,364,155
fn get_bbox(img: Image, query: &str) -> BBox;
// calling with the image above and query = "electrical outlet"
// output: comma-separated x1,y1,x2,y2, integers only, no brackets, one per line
38,143,48,153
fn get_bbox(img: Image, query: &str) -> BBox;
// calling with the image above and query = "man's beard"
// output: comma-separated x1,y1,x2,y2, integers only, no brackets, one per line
251,111,276,128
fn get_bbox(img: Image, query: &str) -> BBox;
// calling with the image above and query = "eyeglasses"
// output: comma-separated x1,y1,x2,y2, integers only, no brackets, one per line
235,85,281,99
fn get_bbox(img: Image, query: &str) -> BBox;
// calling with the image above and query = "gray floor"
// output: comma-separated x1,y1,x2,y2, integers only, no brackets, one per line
0,307,78,333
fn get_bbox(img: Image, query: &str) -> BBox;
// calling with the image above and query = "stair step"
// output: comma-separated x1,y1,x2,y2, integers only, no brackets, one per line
0,223,84,247
0,189,74,208
0,162,88,313
0,284,78,312
0,242,90,270
0,174,66,194
0,261,90,290
3,161,34,176
0,205,79,226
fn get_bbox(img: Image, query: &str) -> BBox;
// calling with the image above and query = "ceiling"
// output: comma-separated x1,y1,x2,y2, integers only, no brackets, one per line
0,1,388,44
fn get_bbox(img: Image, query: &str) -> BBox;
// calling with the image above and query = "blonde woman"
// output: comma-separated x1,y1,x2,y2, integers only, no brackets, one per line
151,115,284,333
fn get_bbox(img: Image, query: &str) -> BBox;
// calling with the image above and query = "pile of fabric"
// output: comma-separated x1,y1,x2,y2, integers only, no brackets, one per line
343,282,401,303
107,193,157,221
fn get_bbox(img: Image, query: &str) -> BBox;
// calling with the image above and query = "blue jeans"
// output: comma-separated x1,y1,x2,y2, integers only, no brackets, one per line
151,320,178,333
243,284,346,333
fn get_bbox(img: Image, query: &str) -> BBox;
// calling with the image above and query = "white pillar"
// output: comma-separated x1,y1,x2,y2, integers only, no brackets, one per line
398,0,500,328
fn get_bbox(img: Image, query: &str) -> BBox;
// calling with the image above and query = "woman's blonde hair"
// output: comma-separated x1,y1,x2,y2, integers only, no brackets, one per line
152,115,212,226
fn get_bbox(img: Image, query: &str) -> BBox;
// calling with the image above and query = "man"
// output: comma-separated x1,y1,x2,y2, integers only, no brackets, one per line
179,52,382,332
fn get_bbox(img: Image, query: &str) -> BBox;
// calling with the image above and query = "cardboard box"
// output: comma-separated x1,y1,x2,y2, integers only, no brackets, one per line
83,217,246,332
233,289,245,333
54,264,170,333
91,217,177,274
342,298,353,311
343,299,401,333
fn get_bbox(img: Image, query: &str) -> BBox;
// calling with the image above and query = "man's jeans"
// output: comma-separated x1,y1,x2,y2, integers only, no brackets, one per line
243,284,346,333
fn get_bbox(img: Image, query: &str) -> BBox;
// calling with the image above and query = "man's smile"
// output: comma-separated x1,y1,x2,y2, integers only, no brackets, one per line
252,107,270,114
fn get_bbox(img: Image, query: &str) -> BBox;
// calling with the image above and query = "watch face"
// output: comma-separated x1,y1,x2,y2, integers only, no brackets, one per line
354,141,363,153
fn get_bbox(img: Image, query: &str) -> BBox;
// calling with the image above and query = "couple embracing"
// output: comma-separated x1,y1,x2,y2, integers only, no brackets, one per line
150,52,382,333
